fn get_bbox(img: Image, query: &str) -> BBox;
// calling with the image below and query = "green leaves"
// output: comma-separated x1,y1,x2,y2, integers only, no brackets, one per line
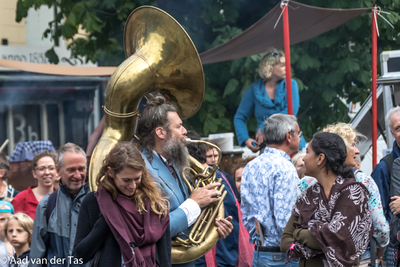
45,47,59,64
223,78,239,97
15,0,400,142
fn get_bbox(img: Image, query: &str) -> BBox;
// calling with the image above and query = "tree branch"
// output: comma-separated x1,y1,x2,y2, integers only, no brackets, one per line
297,92,321,120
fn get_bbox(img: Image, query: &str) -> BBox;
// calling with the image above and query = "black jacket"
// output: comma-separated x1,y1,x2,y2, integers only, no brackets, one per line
73,192,171,267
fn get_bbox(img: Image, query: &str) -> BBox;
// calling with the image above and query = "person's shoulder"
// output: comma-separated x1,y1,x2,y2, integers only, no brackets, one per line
355,171,376,186
81,191,99,209
37,192,51,209
343,179,369,195
12,189,27,201
298,176,317,190
83,191,96,203
372,159,388,173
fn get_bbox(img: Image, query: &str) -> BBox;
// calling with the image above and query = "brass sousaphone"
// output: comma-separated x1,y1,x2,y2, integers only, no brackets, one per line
89,6,225,264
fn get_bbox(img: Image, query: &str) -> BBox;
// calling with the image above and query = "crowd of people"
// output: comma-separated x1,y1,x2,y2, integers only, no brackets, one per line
0,49,398,267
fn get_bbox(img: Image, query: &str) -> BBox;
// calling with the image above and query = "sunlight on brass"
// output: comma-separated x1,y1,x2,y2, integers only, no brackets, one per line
89,5,204,192
87,6,225,265
171,139,227,263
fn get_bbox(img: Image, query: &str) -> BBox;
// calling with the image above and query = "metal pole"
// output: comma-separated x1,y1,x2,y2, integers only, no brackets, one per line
7,106,14,155
282,2,293,115
372,6,378,167
94,86,100,127
40,103,49,140
58,102,65,145
383,85,394,148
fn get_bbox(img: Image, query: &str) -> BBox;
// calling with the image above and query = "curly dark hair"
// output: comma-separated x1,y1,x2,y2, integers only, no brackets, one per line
311,132,354,179
136,96,177,161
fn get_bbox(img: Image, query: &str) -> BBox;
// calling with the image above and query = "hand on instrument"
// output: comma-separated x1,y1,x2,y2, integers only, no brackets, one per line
190,183,222,208
390,196,400,214
216,216,233,239
245,138,259,152
256,128,264,144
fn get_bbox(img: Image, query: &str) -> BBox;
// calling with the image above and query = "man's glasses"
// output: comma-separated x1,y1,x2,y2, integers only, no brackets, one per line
290,130,302,138
298,131,303,137
35,166,56,172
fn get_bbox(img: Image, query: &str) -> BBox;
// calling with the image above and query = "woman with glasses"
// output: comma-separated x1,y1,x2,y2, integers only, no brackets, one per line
234,49,305,152
12,150,57,219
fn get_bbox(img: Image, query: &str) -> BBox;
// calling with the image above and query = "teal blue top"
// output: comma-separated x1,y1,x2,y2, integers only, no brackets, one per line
234,78,304,147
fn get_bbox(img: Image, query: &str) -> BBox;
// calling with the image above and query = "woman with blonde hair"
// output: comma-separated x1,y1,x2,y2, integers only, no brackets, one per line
74,142,170,267
234,49,305,152
296,123,389,265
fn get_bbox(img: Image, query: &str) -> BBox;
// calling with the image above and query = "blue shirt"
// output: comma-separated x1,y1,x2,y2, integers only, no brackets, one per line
240,147,298,246
234,78,301,146
195,170,239,267
371,141,400,222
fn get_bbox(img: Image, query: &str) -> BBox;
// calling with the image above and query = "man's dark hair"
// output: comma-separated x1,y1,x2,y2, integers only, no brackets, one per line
136,96,177,160
187,130,207,164
0,153,9,181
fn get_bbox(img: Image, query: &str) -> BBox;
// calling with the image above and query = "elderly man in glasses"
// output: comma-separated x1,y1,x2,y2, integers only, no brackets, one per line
241,113,301,267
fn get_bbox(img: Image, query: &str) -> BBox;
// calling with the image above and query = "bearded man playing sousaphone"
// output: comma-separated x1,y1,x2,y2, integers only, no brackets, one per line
136,96,233,267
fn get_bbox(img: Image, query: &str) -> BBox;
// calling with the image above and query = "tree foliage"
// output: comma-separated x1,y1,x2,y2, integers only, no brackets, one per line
16,0,400,141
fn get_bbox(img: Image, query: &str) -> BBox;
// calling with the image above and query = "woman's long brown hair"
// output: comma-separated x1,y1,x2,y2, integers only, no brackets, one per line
96,142,168,216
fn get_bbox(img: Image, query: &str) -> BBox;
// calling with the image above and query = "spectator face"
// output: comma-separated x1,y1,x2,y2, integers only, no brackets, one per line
0,212,12,239
295,156,305,172
58,152,86,195
289,122,302,155
112,167,142,197
345,141,360,168
6,219,29,249
391,112,400,147
33,156,56,188
303,141,319,178
206,148,219,165
235,167,245,194
272,63,286,80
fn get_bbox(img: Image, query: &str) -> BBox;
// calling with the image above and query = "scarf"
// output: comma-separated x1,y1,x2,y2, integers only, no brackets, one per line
286,176,373,267
96,188,169,267
252,78,287,110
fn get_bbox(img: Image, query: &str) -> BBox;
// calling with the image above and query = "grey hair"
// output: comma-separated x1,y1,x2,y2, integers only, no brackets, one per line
386,106,400,130
263,114,297,145
56,143,87,168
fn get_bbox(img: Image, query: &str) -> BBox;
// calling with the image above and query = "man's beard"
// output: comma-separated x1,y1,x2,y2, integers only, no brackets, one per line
163,135,190,173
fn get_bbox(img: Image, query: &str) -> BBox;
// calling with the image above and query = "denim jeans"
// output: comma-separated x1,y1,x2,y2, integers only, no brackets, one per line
252,251,299,267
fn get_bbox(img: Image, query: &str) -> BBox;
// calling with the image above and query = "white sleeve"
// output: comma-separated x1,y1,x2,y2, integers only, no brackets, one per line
178,198,201,227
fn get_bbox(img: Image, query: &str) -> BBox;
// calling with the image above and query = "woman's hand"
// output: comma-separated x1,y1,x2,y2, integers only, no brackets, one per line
256,128,264,144
390,196,400,214
245,138,259,152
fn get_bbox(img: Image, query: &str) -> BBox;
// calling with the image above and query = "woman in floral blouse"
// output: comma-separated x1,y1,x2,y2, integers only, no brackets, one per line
281,132,373,266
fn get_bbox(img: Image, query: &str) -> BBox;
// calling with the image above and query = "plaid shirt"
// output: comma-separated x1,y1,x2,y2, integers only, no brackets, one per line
9,141,56,162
